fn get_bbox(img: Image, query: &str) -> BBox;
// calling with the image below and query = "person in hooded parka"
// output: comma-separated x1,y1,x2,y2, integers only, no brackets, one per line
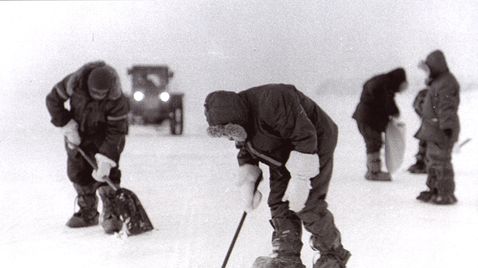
352,68,408,181
415,50,460,205
46,61,130,233
204,84,350,268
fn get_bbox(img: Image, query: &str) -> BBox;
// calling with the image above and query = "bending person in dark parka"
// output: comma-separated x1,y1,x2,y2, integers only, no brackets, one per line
415,50,460,205
204,84,350,268
352,68,408,181
46,61,130,233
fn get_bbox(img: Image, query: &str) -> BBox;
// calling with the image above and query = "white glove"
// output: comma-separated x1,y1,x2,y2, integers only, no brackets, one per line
92,153,117,182
286,151,319,181
283,178,311,212
62,119,81,148
283,151,317,212
237,164,262,212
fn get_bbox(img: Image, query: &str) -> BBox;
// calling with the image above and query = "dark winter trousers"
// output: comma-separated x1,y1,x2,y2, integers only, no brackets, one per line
425,141,455,195
356,122,383,153
416,140,427,162
65,141,121,186
266,130,343,256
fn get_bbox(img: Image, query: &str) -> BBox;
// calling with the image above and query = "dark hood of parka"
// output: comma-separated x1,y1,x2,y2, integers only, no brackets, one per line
425,50,449,78
67,61,123,100
385,67,407,93
204,91,249,127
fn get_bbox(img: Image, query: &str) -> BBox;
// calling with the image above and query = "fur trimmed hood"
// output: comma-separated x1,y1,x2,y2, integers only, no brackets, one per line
204,91,249,127
66,61,123,100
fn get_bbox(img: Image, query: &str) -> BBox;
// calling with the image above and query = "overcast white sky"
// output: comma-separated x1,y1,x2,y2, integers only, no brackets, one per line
1,0,477,124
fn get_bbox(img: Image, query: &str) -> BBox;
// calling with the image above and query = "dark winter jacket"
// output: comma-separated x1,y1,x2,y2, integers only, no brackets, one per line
352,68,406,132
205,84,338,166
415,50,460,144
413,88,428,117
46,61,129,161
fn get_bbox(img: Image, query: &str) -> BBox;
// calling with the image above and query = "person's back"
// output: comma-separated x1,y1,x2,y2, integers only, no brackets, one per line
353,69,405,131
238,84,337,160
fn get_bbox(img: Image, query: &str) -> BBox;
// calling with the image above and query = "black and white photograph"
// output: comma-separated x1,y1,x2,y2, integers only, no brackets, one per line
1,1,477,267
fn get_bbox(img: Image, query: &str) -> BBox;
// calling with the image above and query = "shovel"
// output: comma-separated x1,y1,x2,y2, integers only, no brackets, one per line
75,146,154,236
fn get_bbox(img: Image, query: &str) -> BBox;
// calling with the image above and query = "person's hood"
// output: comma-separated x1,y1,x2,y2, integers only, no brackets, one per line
425,50,449,78
386,67,407,92
67,61,123,100
204,91,249,126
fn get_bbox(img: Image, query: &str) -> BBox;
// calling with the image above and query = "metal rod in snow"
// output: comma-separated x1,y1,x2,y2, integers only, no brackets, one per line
221,211,248,268
459,138,472,148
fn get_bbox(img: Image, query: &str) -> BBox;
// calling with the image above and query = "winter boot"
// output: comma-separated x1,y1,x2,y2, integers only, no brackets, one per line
432,194,457,205
365,152,391,181
417,167,438,202
253,214,305,268
416,190,436,202
430,165,457,205
310,235,351,268
407,159,427,174
66,183,99,228
408,141,427,174
98,185,123,234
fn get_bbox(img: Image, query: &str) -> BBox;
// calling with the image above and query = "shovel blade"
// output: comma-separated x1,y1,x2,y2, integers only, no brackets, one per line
114,188,154,236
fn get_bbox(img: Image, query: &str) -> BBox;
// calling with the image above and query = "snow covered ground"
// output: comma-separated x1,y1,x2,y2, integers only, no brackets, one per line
1,88,477,268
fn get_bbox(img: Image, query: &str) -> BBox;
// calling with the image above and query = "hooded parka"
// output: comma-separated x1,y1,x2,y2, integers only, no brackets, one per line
415,50,460,144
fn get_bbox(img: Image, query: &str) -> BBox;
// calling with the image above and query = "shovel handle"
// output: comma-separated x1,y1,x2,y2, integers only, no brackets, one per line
221,211,247,268
73,145,119,191
221,172,263,268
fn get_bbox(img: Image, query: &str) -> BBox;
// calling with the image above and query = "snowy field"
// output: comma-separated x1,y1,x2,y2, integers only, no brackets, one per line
1,1,477,267
1,88,477,268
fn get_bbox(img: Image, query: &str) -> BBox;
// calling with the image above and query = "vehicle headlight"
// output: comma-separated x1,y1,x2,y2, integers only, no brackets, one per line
159,92,170,102
133,91,145,102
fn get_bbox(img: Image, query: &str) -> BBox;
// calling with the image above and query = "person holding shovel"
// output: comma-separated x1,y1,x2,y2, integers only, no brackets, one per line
204,84,350,268
46,61,130,233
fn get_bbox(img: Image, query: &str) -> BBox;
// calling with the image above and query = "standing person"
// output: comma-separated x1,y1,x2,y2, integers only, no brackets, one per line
46,61,130,233
407,88,429,174
352,68,408,181
415,50,460,205
204,84,350,268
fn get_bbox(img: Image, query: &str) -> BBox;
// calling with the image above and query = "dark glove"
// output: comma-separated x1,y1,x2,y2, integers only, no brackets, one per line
444,129,453,138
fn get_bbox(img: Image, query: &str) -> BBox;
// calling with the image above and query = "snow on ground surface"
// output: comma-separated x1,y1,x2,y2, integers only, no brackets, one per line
1,89,477,268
